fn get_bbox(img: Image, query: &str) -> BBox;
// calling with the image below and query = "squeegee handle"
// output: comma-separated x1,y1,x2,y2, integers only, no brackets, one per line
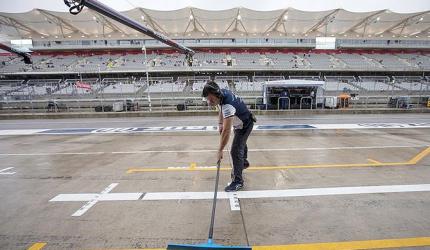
208,160,222,240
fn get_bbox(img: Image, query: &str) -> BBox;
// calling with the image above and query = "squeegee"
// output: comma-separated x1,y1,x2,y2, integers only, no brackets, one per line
167,160,252,250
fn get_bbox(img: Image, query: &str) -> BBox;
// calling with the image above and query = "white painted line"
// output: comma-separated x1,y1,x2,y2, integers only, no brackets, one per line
0,167,14,172
2,145,429,157
114,145,430,154
50,194,97,202
228,192,241,211
100,183,119,194
50,193,143,202
0,167,16,175
50,184,430,205
98,193,144,201
0,115,426,126
313,123,430,130
142,184,430,200
70,183,118,217
1,122,430,136
0,152,106,156
143,191,218,200
249,145,430,152
72,199,98,217
0,129,46,135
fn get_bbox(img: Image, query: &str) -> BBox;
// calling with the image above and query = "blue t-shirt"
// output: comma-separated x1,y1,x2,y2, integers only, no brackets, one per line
219,89,251,129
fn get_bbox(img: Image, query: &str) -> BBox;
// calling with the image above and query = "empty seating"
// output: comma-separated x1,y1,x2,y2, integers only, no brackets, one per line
1,52,430,73
235,82,264,92
396,54,430,69
307,53,336,69
323,82,359,91
363,53,412,71
145,81,185,93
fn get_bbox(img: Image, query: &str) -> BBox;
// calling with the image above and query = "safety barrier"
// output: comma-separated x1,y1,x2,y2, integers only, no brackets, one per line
1,95,429,113
300,97,313,110
277,97,290,110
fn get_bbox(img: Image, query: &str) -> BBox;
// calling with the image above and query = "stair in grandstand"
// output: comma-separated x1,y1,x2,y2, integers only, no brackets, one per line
362,55,384,69
391,83,411,91
346,81,367,91
329,55,347,69
135,83,149,96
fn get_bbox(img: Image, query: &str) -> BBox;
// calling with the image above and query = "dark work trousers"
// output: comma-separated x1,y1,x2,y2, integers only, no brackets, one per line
230,120,254,184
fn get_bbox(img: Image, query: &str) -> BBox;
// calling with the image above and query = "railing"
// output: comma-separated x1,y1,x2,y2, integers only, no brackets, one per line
346,95,430,109
277,97,290,110
1,95,429,113
253,96,267,110
300,97,313,110
3,65,430,75
159,96,204,111
315,96,325,109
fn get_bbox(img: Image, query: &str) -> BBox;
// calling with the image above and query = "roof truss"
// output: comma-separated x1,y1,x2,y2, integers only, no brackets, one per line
138,8,168,35
376,11,430,36
341,9,387,36
36,9,88,37
264,9,289,34
305,9,341,35
223,8,248,36
0,14,47,37
184,8,209,36
90,10,130,36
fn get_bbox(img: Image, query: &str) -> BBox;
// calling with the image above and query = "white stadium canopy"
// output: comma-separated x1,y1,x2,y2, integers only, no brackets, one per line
0,7,429,40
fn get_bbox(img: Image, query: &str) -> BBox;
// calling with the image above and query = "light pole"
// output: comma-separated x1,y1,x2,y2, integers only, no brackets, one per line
98,65,104,111
142,46,152,112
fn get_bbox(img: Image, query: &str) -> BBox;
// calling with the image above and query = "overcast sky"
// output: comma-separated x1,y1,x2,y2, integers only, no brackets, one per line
0,0,429,13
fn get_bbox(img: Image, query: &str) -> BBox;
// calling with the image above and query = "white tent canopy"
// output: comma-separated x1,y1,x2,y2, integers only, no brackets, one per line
0,7,429,40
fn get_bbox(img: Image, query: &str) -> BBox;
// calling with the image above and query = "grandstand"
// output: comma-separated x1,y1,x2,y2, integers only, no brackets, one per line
3,51,430,73
0,6,429,111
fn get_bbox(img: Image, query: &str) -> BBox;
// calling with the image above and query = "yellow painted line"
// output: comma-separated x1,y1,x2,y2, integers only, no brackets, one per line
253,236,430,250
126,146,430,173
367,158,382,164
189,162,197,170
92,248,164,250
27,242,47,250
408,146,430,164
126,162,408,173
94,236,430,250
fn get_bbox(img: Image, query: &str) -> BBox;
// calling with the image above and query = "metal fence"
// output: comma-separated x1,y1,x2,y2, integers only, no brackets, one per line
1,78,429,113
1,95,429,113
